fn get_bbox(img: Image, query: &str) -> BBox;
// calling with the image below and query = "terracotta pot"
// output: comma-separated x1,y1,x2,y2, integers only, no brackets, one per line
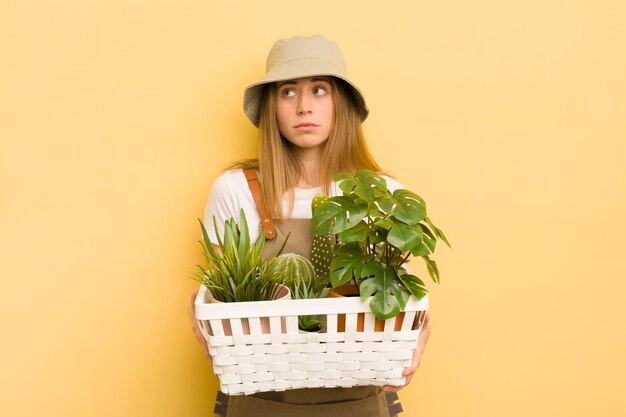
329,284,405,332
206,284,291,336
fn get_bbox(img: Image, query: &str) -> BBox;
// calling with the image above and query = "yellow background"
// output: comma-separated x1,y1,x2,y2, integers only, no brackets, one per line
2,1,625,416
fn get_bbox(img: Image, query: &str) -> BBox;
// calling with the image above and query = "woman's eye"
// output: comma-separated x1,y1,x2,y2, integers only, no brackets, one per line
281,89,295,97
313,86,327,95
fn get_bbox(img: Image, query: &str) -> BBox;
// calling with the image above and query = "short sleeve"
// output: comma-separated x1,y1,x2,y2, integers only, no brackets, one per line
203,170,262,244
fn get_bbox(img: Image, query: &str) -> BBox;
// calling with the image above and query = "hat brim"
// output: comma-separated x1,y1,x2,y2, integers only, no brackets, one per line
243,58,368,127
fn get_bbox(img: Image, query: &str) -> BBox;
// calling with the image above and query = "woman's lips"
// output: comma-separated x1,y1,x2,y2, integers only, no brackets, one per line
295,123,318,130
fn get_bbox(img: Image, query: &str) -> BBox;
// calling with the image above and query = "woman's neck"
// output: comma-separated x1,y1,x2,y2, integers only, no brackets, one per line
294,147,323,189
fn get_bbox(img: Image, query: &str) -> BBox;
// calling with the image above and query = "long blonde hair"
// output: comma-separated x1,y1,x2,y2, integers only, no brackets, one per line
233,77,381,218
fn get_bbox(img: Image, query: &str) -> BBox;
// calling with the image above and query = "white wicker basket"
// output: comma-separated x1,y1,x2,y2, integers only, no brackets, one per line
194,285,428,396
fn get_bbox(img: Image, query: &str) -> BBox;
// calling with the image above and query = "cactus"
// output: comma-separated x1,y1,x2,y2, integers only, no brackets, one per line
310,194,334,289
268,253,326,332
269,253,315,290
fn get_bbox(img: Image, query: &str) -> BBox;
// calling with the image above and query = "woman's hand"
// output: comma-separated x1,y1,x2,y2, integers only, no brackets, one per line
383,312,431,392
188,290,212,365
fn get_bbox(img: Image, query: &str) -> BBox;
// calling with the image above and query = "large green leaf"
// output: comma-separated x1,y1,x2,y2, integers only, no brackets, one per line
337,220,369,242
335,169,387,204
359,266,409,320
360,260,384,279
424,255,440,284
377,189,426,225
374,218,393,230
334,203,368,234
387,220,423,253
410,241,431,257
418,223,437,253
329,244,369,286
311,198,341,234
398,273,428,300
311,196,367,234
369,291,401,320
425,216,451,248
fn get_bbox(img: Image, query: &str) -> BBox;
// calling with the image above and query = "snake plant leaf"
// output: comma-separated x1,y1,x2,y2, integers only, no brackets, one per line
387,220,423,253
398,273,428,300
377,189,426,225
237,209,250,264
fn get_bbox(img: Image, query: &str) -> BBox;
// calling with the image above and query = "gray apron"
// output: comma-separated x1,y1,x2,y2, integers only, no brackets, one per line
213,218,403,417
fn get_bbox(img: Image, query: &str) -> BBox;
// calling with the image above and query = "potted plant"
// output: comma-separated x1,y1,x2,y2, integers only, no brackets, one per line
267,253,328,332
193,209,291,334
311,169,450,326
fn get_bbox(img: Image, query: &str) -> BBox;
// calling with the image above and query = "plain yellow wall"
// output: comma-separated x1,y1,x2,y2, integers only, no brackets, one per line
2,1,625,416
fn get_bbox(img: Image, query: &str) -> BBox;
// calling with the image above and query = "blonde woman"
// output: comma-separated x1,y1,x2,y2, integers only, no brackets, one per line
190,34,430,417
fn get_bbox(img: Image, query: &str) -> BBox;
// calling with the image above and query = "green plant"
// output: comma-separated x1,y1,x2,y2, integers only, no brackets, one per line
311,169,450,320
292,281,327,332
193,209,288,302
268,253,327,331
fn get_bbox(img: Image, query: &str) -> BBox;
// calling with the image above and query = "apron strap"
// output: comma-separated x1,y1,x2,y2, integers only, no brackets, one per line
213,391,229,416
243,168,276,240
386,392,404,416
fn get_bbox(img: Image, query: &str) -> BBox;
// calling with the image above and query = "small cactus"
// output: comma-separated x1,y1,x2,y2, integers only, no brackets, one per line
311,194,334,287
269,253,315,289
269,253,326,331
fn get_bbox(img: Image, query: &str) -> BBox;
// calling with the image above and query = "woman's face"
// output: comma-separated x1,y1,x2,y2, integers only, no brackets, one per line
275,76,334,153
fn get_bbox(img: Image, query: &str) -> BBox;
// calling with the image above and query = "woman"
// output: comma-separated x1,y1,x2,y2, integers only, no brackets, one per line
190,34,430,417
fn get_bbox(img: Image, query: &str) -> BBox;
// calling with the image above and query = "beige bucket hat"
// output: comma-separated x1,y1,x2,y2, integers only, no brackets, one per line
243,34,369,127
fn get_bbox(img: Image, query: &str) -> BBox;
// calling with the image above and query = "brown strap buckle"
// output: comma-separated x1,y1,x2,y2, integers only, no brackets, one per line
243,168,276,240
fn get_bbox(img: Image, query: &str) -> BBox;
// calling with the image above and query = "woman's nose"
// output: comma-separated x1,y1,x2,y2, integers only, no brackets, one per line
297,95,312,115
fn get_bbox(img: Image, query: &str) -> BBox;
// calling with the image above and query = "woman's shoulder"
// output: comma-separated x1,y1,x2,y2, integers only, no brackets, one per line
205,168,255,213
209,168,249,193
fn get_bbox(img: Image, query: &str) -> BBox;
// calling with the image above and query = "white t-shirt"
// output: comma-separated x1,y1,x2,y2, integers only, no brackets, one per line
203,169,404,244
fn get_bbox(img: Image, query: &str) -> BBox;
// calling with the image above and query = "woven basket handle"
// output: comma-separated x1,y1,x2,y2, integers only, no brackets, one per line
243,168,276,240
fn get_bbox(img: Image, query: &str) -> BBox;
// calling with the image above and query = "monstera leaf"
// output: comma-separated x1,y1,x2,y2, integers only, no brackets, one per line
359,264,409,320
329,243,371,287
377,189,427,225
335,169,387,204
386,219,423,253
311,196,367,234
